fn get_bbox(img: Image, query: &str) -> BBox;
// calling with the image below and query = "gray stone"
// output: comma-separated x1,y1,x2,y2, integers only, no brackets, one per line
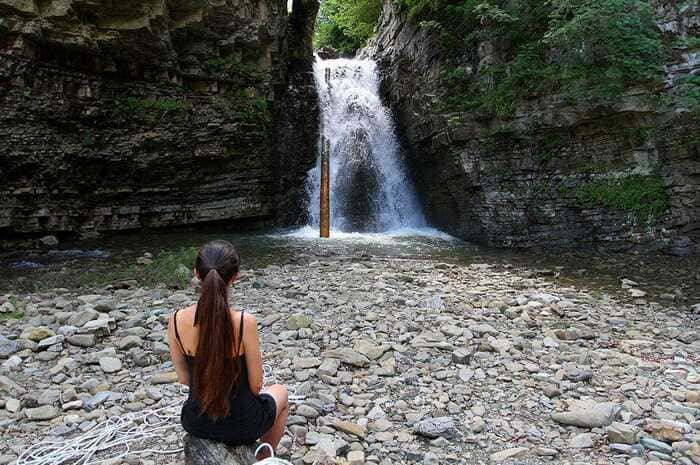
353,339,391,360
37,334,64,350
20,326,55,342
551,400,620,428
317,358,340,377
25,405,60,421
0,335,18,357
117,335,143,350
489,447,528,462
39,235,59,246
99,356,122,373
5,397,20,413
293,357,322,369
570,433,595,449
640,436,674,454
2,356,21,370
66,334,97,347
80,318,115,336
607,422,640,444
38,389,60,405
324,348,370,367
287,314,312,330
413,417,454,438
66,310,99,327
452,348,472,364
297,405,320,419
0,375,27,395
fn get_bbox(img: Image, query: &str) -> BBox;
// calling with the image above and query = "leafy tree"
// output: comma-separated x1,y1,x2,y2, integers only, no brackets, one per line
314,0,382,55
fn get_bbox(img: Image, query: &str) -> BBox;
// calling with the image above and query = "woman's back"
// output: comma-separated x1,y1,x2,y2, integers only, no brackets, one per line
171,306,276,445
166,240,287,454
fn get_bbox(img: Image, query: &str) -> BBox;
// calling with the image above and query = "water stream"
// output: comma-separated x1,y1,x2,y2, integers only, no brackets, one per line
305,58,427,234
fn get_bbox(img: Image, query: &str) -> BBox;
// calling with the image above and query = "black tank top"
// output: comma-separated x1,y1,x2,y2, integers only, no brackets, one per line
173,309,277,445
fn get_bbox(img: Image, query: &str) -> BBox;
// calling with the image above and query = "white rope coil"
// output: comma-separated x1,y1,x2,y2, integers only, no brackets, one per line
16,401,184,465
17,365,305,465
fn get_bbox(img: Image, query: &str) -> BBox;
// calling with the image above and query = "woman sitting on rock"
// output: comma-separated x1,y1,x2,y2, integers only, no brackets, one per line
167,240,288,458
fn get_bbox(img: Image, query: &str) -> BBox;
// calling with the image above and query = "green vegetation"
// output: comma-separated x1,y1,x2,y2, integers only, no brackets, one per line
0,309,24,321
122,97,189,112
0,297,24,320
82,130,96,147
205,56,263,82
395,0,666,117
675,74,700,119
115,97,190,123
314,0,382,55
575,174,669,220
212,92,272,125
535,133,567,162
9,247,198,292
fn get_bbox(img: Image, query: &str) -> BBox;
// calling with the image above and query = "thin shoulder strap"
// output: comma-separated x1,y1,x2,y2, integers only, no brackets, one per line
237,310,245,355
173,309,188,355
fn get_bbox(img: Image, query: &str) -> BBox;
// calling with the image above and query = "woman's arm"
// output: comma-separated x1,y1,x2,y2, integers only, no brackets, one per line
242,312,264,395
167,313,190,386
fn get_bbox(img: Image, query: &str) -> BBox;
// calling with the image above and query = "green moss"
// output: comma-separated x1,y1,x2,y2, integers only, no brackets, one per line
82,130,96,147
0,310,24,321
114,97,190,124
575,174,669,220
122,97,189,112
574,160,618,174
213,93,271,125
205,56,263,81
624,125,653,147
535,133,567,162
674,74,700,120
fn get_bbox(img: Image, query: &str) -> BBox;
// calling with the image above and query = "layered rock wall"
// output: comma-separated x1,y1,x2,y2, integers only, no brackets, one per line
0,0,319,247
366,0,700,252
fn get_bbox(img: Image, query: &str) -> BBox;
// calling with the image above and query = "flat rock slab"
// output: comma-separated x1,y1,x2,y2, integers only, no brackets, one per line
184,435,256,465
551,400,620,428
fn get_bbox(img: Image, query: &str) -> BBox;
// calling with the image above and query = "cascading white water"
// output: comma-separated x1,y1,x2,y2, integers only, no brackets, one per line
305,58,427,233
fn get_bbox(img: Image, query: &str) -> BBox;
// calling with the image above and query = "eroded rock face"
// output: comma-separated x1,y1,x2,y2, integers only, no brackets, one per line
0,0,319,247
365,0,700,251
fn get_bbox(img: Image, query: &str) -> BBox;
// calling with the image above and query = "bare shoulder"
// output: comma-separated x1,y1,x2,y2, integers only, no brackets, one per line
171,305,196,323
241,311,258,331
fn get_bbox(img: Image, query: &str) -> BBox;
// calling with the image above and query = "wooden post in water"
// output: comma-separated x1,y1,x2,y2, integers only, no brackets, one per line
320,137,330,238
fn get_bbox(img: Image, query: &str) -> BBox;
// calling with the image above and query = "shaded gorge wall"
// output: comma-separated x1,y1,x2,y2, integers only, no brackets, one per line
0,0,319,249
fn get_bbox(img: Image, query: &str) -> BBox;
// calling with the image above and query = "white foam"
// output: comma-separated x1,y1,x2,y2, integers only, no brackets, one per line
273,226,454,242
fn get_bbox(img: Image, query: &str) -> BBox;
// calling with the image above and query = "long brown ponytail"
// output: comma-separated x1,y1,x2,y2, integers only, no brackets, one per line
192,240,241,419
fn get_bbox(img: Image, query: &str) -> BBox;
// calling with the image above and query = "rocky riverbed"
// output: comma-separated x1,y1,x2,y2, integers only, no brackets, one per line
1,254,699,465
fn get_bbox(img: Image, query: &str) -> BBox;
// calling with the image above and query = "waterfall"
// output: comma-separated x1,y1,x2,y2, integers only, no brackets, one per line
305,58,427,233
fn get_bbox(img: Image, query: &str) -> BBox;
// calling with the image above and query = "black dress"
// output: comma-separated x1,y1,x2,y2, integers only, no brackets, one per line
173,309,277,446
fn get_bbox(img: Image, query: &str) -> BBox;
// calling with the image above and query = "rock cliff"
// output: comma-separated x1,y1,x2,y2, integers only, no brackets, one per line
365,0,699,252
0,0,319,247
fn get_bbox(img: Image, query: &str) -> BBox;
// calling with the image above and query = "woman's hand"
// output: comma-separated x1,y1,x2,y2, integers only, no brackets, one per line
242,312,264,395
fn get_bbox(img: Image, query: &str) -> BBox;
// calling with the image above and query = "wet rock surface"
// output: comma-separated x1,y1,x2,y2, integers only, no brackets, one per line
0,255,699,465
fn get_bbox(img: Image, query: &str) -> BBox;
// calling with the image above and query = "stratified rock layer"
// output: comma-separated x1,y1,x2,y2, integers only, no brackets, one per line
0,0,319,247
366,0,700,251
